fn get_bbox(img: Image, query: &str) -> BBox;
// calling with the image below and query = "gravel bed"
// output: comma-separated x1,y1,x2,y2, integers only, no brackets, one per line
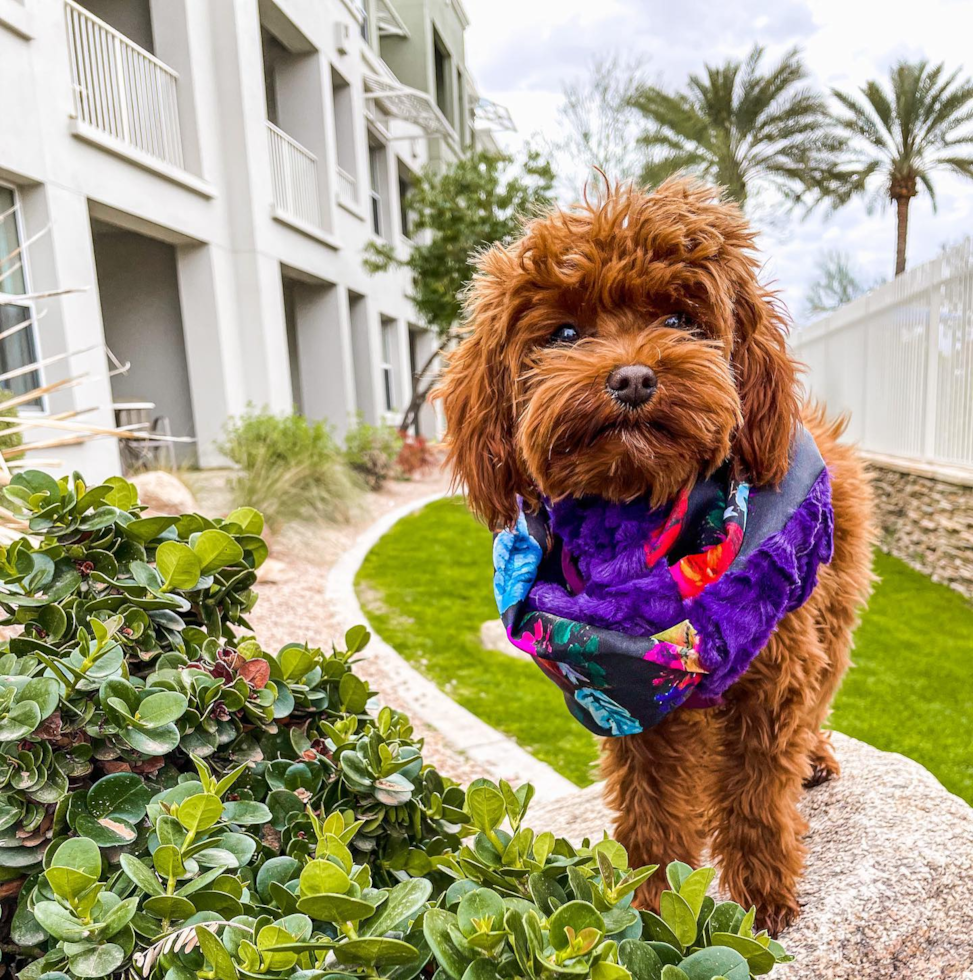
237,472,490,784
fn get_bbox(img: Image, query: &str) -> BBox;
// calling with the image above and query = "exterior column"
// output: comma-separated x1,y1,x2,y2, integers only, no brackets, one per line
22,182,121,480
292,281,356,439
175,243,242,467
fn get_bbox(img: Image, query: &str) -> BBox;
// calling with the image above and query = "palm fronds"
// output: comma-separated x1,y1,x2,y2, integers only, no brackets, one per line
628,45,842,208
827,60,973,271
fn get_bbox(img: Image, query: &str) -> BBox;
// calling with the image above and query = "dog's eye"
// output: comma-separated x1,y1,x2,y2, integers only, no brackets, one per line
664,313,695,330
549,324,580,344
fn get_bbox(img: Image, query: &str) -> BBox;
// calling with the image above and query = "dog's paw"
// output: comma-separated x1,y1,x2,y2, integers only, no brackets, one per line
755,899,801,938
803,731,840,788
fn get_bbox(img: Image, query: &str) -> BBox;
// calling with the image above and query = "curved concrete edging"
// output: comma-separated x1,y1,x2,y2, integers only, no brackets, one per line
325,491,577,801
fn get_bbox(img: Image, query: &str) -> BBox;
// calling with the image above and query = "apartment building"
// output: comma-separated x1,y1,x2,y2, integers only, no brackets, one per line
0,0,505,478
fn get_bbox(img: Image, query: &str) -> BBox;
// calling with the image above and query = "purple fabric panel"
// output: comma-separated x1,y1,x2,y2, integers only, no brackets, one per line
527,468,834,701
688,467,833,697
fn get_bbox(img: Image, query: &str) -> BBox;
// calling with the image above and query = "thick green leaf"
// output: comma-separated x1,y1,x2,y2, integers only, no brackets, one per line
226,507,264,535
156,541,201,591
142,894,196,921
17,676,59,718
465,780,505,833
423,908,472,980
619,939,665,980
135,691,188,729
153,844,187,880
710,933,777,974
296,893,376,922
119,853,164,897
44,867,98,903
195,924,239,980
176,793,223,833
678,868,715,919
300,858,351,897
678,946,750,980
73,812,138,846
0,700,40,740
119,723,180,755
659,892,697,948
86,773,152,822
457,888,505,937
50,836,102,878
334,937,421,967
193,530,244,574
360,878,433,937
257,856,300,903
122,516,180,545
220,800,272,825
99,896,138,939
31,902,87,942
548,901,605,952
67,942,125,978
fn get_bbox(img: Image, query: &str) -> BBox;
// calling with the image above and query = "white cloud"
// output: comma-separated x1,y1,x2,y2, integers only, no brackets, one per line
463,0,973,322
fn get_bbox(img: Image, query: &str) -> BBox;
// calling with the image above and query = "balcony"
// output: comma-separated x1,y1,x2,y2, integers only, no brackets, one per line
337,165,358,207
267,121,321,230
64,0,184,170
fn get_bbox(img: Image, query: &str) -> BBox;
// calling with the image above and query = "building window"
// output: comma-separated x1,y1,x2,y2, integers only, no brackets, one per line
433,29,452,125
368,141,385,237
261,28,288,126
0,184,41,402
380,317,396,411
359,3,369,41
332,69,358,203
398,165,414,239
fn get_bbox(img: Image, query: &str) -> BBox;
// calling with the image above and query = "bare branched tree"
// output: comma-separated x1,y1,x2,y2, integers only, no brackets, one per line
803,249,879,319
546,53,650,200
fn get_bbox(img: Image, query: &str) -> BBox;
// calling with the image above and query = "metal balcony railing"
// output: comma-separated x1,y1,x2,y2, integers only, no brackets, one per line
337,166,358,205
266,121,321,229
65,0,184,169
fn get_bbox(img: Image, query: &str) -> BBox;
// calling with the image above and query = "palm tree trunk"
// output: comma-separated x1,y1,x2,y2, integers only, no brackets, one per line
894,195,910,276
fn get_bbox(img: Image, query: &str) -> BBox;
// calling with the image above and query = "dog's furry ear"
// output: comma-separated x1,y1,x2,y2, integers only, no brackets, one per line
731,283,801,487
433,248,528,530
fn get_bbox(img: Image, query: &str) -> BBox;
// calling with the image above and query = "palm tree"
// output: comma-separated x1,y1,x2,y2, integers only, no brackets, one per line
828,60,973,276
629,45,841,209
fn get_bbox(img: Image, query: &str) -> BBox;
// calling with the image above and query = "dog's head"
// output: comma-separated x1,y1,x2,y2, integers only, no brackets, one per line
435,178,801,530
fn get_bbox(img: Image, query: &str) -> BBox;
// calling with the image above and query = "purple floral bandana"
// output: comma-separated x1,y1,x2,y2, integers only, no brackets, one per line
492,428,834,737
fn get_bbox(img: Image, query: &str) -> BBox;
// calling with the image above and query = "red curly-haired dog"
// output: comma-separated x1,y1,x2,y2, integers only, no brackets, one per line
436,179,874,935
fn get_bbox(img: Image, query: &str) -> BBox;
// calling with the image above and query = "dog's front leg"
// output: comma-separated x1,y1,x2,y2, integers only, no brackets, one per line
709,613,821,936
601,709,712,910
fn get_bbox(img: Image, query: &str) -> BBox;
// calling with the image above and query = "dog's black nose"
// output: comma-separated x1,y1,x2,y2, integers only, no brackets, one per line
606,365,657,407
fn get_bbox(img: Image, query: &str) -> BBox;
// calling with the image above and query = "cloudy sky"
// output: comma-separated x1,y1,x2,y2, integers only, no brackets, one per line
461,0,973,322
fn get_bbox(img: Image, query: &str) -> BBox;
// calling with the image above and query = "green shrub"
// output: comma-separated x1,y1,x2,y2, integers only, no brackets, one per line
219,408,360,529
0,470,793,980
343,415,403,490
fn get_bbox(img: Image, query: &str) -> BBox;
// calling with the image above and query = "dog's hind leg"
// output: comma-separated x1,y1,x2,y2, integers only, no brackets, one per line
601,709,712,910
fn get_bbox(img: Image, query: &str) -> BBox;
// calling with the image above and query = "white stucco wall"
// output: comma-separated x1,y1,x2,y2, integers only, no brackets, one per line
0,0,464,478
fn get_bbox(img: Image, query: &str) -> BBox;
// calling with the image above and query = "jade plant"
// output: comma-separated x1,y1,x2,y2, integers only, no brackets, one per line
0,469,794,980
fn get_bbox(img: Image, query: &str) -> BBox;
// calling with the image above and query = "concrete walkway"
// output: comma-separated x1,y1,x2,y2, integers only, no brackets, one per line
325,492,577,801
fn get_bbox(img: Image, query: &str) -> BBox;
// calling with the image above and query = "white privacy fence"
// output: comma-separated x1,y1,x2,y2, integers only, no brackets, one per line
792,238,973,472
65,0,184,169
266,122,321,229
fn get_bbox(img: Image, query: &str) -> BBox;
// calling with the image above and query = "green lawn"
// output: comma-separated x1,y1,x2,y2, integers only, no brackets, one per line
357,497,973,801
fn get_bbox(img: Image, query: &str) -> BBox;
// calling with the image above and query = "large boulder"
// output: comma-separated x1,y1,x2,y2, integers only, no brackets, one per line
131,470,197,516
528,733,973,979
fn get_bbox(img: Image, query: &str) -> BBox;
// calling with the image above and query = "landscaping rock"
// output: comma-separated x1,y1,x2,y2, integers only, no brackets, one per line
131,470,197,516
528,733,973,979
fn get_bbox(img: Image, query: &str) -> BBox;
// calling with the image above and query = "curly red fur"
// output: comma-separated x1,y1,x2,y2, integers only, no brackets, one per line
435,179,875,935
